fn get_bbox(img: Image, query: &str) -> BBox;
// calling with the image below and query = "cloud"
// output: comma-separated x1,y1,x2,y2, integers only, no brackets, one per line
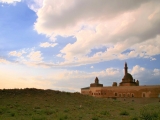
32,0,160,66
90,66,94,69
47,67,122,90
39,42,58,48
0,64,53,89
0,0,21,4
0,64,159,92
153,69,160,76
27,51,43,62
7,49,49,68
106,68,120,76
129,65,160,85
56,54,63,57
26,0,44,12
0,58,10,64
9,50,26,57
131,65,145,75
34,0,149,36
150,58,156,61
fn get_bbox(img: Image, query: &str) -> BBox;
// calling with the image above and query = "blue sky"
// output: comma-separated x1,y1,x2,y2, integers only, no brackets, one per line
0,0,160,92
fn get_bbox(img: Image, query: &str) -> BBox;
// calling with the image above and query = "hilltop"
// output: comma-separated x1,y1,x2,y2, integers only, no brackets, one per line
0,88,159,120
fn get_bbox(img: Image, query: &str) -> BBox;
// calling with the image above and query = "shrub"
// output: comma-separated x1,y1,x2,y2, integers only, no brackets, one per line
32,116,46,120
130,108,134,110
100,110,110,116
120,111,129,116
58,114,68,120
34,106,41,109
130,116,138,120
64,109,69,113
44,109,54,115
92,117,99,120
139,107,158,120
10,113,15,117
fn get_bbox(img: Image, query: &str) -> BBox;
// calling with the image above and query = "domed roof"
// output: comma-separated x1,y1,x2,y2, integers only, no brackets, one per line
123,73,133,81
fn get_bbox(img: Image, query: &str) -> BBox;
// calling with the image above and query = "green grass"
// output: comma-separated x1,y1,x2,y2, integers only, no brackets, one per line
0,88,159,120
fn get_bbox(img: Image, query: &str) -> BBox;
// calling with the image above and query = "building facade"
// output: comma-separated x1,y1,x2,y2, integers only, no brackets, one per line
81,62,160,98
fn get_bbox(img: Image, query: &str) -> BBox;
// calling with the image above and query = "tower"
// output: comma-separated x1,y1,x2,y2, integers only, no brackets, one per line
90,77,103,87
95,77,99,84
119,62,139,86
124,62,128,75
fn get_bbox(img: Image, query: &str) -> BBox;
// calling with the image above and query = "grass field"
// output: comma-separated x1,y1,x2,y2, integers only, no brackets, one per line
0,88,159,120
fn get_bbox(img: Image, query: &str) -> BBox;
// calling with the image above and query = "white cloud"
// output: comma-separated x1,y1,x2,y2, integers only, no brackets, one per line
151,57,156,61
9,50,26,57
56,54,63,57
106,68,120,76
0,58,10,64
27,51,43,62
0,63,159,92
33,0,160,66
131,65,145,75
90,66,94,69
0,0,21,4
153,69,160,76
35,0,149,36
7,49,49,68
40,42,58,48
26,0,44,12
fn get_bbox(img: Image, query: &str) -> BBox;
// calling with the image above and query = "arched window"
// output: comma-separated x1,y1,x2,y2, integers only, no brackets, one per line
123,94,125,97
128,93,130,97
131,93,134,97
115,93,117,96
119,93,122,97
142,93,145,97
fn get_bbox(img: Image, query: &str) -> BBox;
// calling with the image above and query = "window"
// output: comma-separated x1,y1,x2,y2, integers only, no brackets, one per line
131,93,134,97
115,93,117,96
119,94,122,97
142,93,145,97
123,94,125,97
127,93,130,97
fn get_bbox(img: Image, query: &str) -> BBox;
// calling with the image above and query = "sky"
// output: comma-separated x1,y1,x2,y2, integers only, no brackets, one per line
0,0,160,92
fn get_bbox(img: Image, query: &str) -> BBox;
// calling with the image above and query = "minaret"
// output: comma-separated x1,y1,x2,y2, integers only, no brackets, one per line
124,62,128,75
95,77,99,84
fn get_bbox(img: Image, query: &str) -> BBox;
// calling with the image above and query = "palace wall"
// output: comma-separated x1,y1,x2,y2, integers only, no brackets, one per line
81,88,90,95
81,85,160,98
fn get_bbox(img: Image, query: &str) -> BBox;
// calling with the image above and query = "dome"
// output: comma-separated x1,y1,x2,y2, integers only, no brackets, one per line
122,73,133,82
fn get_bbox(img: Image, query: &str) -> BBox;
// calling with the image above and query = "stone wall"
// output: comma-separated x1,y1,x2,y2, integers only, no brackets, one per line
81,85,160,98
81,89,90,95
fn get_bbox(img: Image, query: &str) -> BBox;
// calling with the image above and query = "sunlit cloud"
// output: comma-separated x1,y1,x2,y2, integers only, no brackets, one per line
39,42,58,48
27,51,43,62
9,50,26,57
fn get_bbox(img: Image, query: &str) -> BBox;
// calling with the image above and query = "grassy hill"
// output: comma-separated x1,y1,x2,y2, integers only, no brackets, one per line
0,88,159,120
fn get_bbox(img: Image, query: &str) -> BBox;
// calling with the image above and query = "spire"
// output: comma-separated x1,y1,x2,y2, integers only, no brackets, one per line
95,77,99,84
124,62,128,75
